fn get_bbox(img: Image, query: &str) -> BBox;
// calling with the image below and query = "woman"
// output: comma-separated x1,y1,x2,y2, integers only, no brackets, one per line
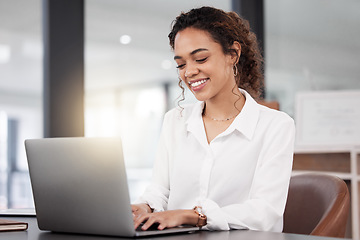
132,6,295,232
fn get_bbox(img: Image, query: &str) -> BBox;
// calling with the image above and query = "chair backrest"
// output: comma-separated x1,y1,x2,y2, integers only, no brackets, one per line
283,173,350,238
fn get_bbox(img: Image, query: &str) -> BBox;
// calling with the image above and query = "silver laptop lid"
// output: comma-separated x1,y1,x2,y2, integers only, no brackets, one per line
25,137,136,237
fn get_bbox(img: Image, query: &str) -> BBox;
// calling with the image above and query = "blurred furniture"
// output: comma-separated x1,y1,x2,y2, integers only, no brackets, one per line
283,173,350,238
293,146,360,239
293,91,360,239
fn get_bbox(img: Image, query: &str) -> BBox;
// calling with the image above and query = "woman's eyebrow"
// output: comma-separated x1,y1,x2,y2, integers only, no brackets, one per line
174,48,209,60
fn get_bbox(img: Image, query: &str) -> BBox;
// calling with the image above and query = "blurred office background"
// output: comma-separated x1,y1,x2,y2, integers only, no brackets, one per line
0,0,360,209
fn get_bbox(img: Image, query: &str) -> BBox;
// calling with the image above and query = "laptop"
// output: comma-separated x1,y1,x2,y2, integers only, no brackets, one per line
25,137,199,237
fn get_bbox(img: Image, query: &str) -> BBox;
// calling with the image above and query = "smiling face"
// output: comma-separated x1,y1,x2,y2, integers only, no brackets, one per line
174,27,237,102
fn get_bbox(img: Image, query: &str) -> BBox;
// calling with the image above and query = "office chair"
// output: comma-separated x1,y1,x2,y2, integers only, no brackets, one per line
283,173,350,238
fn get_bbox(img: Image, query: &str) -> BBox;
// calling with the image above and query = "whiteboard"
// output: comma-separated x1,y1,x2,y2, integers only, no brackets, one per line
295,91,360,147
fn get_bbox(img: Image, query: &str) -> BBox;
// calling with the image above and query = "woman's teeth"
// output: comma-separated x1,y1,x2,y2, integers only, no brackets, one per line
190,79,207,87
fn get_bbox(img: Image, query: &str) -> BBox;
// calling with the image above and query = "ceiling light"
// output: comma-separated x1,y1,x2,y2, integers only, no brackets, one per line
161,59,172,70
120,35,131,45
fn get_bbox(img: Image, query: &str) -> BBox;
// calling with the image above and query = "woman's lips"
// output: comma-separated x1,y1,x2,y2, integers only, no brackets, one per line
188,78,209,92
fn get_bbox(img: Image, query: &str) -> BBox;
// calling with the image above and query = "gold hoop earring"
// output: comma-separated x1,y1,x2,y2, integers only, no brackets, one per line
233,64,238,77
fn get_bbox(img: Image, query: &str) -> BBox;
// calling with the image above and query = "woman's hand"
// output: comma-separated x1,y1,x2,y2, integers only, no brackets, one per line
131,204,152,220
133,209,198,231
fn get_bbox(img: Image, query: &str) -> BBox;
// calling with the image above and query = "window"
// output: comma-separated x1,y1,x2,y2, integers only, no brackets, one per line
265,0,360,117
0,0,43,209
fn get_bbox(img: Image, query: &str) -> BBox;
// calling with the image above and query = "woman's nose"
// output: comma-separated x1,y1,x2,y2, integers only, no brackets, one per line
184,64,199,78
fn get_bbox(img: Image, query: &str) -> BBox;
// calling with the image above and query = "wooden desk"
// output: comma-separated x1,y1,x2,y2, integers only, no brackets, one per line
0,216,351,240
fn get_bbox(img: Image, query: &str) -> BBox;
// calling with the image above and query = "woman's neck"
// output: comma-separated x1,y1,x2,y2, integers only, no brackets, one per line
203,87,245,120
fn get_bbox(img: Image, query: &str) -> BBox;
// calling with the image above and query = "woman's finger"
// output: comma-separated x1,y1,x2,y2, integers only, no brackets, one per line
141,216,158,230
133,214,149,229
157,222,167,230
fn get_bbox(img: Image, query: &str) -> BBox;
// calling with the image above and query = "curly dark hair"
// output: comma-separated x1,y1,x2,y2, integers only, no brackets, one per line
168,6,264,100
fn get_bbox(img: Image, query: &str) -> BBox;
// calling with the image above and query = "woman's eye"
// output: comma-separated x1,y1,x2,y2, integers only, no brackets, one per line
176,64,185,69
196,57,208,63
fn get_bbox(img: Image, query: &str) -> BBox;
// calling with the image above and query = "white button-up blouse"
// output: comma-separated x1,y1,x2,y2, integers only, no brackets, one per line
137,89,295,232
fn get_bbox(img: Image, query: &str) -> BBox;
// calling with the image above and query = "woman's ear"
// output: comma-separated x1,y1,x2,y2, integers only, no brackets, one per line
231,41,241,64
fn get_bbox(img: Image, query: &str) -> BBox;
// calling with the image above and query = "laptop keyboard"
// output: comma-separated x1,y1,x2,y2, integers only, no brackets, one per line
136,223,160,231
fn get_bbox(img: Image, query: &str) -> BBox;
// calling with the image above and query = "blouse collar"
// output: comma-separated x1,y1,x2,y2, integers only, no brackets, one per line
185,89,260,141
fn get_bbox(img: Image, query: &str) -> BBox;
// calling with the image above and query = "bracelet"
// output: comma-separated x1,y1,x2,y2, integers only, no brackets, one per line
193,206,207,228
